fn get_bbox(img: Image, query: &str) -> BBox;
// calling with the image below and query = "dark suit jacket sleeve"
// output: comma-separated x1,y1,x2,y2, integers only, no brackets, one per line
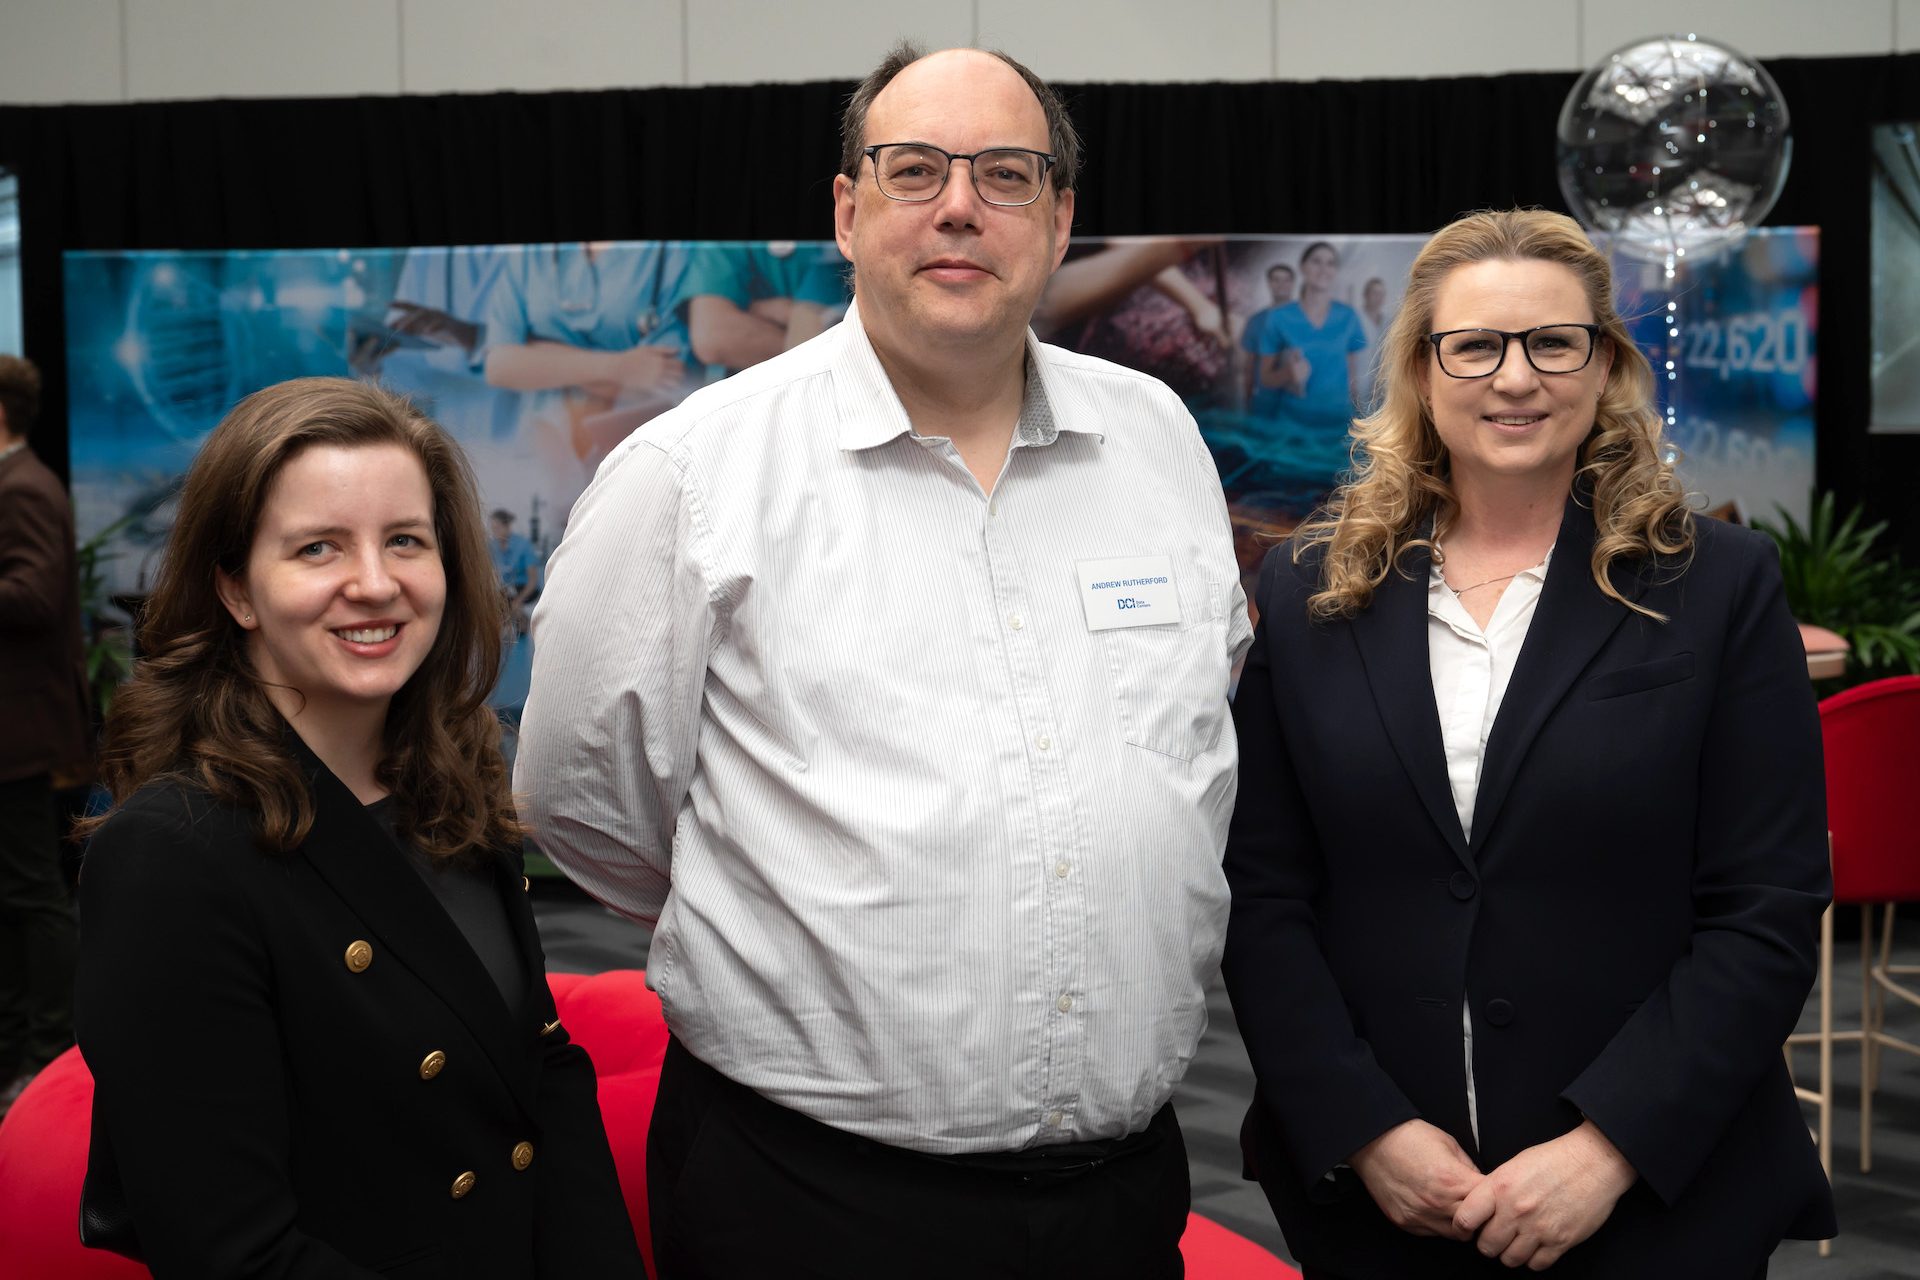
1560,532,1831,1206
515,879,645,1277
1222,552,1420,1188
529,1029,644,1274
76,792,382,1280
0,471,68,634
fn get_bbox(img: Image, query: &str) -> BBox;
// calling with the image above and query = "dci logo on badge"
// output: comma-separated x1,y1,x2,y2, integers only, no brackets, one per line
1076,556,1183,631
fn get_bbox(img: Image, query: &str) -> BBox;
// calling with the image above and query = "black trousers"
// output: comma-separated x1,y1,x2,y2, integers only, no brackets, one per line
647,1037,1190,1279
1305,1268,1767,1280
0,773,76,1079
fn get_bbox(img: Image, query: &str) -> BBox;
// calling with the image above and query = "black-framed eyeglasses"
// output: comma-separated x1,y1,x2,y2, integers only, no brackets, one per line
861,143,1057,207
1427,324,1603,379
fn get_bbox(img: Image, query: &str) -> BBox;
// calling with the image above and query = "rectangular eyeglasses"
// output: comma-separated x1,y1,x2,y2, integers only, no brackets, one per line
862,143,1057,207
1427,324,1602,378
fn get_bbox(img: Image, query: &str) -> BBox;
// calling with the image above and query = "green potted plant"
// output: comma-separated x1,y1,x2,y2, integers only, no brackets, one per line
74,514,135,721
1753,493,1920,689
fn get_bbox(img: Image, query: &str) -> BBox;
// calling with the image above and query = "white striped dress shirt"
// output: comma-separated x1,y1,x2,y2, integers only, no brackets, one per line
516,303,1252,1153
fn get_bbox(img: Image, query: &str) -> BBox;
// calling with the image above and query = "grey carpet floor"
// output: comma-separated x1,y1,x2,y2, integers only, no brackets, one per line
533,886,1920,1277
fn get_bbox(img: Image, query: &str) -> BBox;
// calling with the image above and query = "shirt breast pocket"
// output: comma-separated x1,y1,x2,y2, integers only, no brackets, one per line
1098,577,1231,761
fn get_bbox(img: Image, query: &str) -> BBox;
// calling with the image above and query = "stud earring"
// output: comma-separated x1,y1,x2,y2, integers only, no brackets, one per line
243,614,252,623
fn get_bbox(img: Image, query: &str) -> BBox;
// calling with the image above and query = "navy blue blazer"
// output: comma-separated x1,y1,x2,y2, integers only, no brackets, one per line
76,737,645,1279
1222,498,1835,1278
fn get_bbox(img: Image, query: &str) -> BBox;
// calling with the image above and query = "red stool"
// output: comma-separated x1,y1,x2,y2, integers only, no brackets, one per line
1785,674,1920,1261
545,969,669,1276
0,1049,147,1279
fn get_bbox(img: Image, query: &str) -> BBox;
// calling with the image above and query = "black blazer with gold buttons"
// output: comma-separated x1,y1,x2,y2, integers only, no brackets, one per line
1222,498,1835,1278
75,740,645,1280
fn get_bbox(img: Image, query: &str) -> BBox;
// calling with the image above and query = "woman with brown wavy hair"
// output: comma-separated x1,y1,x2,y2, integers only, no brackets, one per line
1222,211,1832,1277
75,377,643,1279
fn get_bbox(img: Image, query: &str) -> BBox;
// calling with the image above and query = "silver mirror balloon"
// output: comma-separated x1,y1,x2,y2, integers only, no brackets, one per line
1557,34,1791,268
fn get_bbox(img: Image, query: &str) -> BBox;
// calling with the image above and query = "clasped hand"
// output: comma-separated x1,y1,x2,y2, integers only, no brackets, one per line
1349,1119,1635,1270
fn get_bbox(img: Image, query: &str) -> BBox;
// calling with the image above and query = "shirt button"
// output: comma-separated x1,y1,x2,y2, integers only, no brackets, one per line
1054,862,1071,878
1036,735,1051,751
1046,1111,1065,1128
1057,995,1073,1013
1009,613,1024,630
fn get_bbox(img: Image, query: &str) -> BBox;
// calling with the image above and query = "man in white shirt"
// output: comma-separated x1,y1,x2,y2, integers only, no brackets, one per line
516,42,1251,1277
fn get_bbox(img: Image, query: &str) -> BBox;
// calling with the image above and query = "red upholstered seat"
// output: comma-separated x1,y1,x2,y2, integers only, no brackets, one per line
1822,674,1920,905
1176,1210,1301,1277
0,1049,147,1280
0,969,1296,1279
545,969,668,1276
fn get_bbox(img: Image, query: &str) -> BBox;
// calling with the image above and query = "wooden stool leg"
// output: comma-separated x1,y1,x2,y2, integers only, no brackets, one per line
1819,900,1834,1258
1862,903,1876,1173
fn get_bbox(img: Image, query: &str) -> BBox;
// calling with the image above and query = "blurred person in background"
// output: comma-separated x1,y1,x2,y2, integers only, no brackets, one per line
1252,241,1368,448
488,507,541,635
1243,262,1297,415
680,241,850,373
0,353,86,1117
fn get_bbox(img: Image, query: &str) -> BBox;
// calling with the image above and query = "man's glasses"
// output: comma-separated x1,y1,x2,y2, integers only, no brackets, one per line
862,143,1057,207
1427,324,1603,379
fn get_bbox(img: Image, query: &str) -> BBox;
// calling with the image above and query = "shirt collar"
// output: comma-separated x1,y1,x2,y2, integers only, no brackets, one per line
831,298,1105,452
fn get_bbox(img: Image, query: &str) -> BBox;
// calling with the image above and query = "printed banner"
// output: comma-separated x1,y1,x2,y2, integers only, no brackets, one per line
1616,229,1819,523
1872,121,1920,432
66,230,1817,707
0,170,20,356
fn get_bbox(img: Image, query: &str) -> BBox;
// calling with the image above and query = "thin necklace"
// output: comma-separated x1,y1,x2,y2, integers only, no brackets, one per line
1433,539,1531,595
1447,569,1521,595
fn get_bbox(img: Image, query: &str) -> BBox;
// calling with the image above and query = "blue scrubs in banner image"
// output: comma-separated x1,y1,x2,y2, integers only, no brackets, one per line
1240,303,1285,418
399,244,509,330
1254,300,1369,437
679,243,847,314
489,528,542,715
377,245,523,440
491,531,541,596
482,243,696,368
677,243,848,372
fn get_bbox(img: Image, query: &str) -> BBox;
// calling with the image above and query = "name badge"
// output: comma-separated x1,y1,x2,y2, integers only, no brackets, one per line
1076,556,1182,631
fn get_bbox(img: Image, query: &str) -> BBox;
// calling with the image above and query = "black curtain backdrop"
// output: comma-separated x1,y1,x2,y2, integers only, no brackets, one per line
0,55,1914,554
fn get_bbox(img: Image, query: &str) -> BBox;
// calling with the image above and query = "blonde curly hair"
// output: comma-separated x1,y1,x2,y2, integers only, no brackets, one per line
1295,209,1692,620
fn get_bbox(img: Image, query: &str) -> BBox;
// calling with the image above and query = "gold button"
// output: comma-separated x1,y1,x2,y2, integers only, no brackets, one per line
511,1141,534,1171
450,1170,476,1199
419,1050,447,1080
540,1018,561,1037
344,940,373,973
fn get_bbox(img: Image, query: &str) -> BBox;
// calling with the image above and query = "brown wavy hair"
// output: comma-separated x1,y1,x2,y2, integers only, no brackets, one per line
1295,209,1692,620
85,377,522,858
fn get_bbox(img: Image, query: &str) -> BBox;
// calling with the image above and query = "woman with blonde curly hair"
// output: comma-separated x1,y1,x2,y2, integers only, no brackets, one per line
74,378,643,1278
1222,210,1833,1277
